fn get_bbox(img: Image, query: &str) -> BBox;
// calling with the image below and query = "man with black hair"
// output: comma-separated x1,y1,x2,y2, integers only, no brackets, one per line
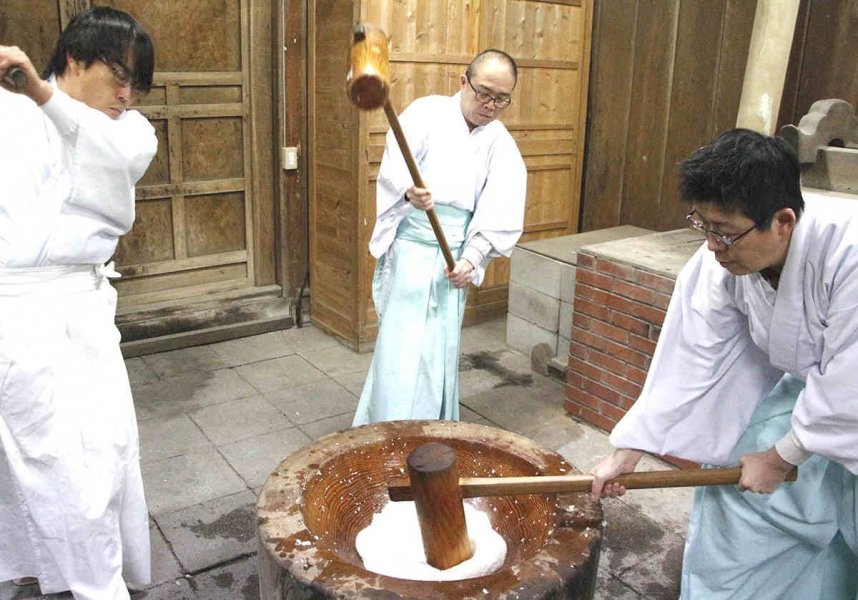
0,7,156,598
352,49,526,425
590,128,858,598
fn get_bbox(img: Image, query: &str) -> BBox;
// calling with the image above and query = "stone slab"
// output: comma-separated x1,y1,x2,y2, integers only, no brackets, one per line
234,355,328,394
217,427,311,488
139,413,212,465
188,396,293,445
133,368,259,423
581,229,703,279
141,448,248,515
154,490,257,574
149,520,184,586
187,555,259,600
518,225,654,266
264,379,357,425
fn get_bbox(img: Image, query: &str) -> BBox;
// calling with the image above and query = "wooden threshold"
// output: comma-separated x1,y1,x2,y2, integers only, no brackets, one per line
118,285,293,357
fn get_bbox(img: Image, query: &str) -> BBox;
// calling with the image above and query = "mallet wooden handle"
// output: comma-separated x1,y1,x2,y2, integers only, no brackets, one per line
347,22,456,272
382,100,456,271
388,466,798,501
2,67,26,89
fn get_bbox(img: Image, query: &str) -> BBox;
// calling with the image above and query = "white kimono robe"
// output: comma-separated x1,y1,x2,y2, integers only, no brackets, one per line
0,83,156,598
610,192,858,599
353,93,526,425
368,93,527,286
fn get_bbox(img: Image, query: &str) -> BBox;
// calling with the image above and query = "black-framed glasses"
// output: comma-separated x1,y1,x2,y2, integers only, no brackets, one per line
686,210,756,248
99,59,135,90
465,76,512,109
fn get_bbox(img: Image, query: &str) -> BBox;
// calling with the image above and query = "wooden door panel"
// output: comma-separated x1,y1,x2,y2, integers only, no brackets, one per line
105,0,242,71
311,0,593,346
98,0,261,308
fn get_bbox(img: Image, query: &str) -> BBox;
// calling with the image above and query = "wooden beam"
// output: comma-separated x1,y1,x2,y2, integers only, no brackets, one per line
736,0,801,134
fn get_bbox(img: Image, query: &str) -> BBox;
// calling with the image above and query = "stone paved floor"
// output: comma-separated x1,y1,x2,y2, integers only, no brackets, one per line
1,318,691,599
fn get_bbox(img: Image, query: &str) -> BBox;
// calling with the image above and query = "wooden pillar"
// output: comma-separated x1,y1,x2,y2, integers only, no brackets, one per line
736,0,801,134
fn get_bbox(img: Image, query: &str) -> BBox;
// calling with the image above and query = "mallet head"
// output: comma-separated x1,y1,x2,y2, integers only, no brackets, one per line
346,22,390,111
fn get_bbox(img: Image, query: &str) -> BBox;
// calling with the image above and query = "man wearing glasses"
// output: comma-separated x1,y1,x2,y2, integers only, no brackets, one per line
0,7,155,598
353,50,526,425
590,129,858,598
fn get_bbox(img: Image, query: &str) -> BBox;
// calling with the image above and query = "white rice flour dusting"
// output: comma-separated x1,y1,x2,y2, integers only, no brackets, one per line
355,501,507,581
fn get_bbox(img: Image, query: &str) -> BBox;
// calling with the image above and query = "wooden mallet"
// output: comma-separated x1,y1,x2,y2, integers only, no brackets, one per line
389,463,798,501
405,442,474,570
391,442,798,571
346,22,457,272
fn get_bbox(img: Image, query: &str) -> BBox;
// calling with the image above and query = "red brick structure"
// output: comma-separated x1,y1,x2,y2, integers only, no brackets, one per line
564,251,676,432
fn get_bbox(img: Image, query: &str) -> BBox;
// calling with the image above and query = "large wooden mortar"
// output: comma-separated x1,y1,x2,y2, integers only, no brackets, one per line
257,420,603,599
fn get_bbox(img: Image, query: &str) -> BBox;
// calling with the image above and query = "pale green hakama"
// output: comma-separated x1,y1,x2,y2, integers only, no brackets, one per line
352,205,472,425
681,375,858,599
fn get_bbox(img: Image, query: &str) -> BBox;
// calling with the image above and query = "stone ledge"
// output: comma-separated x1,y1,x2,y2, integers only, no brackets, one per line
579,229,703,279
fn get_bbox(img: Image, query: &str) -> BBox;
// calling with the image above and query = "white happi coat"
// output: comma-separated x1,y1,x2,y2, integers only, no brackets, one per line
368,92,527,285
0,83,156,598
611,191,858,473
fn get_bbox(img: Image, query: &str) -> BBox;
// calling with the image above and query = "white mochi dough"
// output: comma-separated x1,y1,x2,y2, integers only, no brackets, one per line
355,500,507,581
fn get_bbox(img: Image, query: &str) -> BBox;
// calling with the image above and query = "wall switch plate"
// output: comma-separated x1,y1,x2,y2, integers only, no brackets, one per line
282,146,298,170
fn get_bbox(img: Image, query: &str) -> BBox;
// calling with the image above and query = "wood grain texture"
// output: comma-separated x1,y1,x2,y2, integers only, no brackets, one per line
580,0,636,231
407,443,473,570
104,0,241,71
582,0,758,233
778,0,858,129
0,0,61,72
311,0,593,349
280,0,311,297
389,466,798,501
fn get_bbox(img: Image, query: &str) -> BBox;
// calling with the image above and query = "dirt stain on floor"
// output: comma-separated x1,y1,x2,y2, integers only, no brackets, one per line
460,350,533,388
186,506,256,542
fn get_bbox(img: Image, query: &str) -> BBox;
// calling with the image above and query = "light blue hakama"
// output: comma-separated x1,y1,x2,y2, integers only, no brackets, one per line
352,205,471,426
681,375,858,599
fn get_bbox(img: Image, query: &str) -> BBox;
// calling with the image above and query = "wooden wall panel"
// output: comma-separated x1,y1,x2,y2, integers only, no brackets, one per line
0,1,61,72
182,117,244,181
96,0,278,309
311,0,593,349
185,192,246,256
114,200,174,264
779,0,858,130
658,1,728,229
619,1,678,230
582,0,756,233
580,0,636,231
106,0,241,71
308,0,359,342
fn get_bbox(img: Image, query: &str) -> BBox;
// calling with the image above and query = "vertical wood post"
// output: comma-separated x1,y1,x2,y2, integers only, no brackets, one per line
407,443,474,570
736,0,801,134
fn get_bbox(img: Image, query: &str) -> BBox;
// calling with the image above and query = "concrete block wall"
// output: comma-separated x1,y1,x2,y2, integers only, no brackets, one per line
506,226,654,362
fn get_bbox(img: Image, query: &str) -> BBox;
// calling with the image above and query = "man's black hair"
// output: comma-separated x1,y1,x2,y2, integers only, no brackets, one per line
679,128,804,229
466,49,518,87
43,7,154,95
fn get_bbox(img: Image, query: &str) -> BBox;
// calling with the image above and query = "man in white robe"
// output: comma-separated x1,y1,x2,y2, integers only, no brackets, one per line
352,50,526,425
590,129,858,599
0,8,156,599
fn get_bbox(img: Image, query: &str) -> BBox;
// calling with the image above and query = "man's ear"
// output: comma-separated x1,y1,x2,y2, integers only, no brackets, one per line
66,54,81,75
773,208,797,235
